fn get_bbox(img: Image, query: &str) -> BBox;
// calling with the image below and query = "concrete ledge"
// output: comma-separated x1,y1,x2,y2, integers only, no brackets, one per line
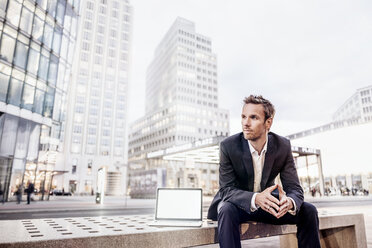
0,212,367,248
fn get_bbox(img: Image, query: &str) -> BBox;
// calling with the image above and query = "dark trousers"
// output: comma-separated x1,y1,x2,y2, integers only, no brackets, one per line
217,201,320,248
27,193,31,204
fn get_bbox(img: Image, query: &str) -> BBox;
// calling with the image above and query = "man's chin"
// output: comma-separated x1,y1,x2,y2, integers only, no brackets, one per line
243,133,256,141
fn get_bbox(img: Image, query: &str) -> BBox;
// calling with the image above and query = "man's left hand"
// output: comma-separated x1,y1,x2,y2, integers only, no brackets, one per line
276,185,294,218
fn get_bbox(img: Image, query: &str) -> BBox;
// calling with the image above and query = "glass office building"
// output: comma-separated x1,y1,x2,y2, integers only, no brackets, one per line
0,0,79,201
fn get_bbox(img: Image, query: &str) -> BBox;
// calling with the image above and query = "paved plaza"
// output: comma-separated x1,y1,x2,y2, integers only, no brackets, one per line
0,195,371,247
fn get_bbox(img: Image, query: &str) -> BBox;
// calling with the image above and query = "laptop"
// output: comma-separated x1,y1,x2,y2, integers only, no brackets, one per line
148,188,203,227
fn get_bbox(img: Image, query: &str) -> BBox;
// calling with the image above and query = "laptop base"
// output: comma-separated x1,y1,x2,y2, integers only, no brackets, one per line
148,220,203,227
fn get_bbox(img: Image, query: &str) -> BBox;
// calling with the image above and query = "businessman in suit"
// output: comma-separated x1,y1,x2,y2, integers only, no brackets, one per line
207,95,320,248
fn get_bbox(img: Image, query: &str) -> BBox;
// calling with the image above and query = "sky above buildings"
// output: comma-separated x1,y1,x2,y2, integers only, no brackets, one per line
128,0,372,136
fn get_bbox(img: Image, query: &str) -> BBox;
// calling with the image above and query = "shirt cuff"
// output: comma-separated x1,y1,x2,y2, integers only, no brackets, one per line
250,193,259,212
287,197,297,215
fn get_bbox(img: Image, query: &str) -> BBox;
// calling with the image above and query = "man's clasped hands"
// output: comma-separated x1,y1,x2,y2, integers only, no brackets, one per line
255,184,294,218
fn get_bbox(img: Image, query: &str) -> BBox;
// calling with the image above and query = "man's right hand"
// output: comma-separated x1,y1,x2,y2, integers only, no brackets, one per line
255,184,280,216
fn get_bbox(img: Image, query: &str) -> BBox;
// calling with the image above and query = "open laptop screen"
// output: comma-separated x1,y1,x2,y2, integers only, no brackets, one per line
155,188,202,220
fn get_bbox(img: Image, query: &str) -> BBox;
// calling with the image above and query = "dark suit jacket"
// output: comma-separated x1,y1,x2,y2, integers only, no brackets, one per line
207,132,304,220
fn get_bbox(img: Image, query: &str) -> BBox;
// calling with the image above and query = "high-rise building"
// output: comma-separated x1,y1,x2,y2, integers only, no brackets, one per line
333,85,372,122
128,17,229,197
55,0,132,195
0,0,79,201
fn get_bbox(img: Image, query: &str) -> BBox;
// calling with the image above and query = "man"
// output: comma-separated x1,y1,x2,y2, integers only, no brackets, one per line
26,180,34,204
207,95,320,248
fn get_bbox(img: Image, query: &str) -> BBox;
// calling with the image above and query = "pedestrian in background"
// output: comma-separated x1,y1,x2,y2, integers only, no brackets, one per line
26,180,34,204
16,184,22,204
0,183,4,204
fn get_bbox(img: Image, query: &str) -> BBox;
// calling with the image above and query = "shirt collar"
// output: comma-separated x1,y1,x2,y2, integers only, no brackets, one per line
247,135,268,156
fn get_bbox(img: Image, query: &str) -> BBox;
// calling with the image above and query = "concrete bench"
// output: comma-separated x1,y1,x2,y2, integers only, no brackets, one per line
0,212,367,248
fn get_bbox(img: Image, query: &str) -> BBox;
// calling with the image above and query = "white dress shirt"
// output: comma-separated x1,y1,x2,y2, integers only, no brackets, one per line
248,139,297,214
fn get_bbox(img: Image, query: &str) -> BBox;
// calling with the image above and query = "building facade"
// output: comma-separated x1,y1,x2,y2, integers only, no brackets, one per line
288,87,372,195
333,85,372,122
128,18,229,197
0,0,79,201
55,0,132,196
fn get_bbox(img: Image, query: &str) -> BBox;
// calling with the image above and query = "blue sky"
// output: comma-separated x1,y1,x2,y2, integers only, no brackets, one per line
128,0,372,136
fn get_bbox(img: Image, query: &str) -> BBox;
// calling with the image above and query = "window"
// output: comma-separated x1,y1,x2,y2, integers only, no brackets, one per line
19,7,34,34
21,84,35,111
7,0,22,27
0,72,10,102
81,52,89,62
52,27,62,54
43,87,55,118
0,34,16,63
102,129,110,136
36,0,47,10
38,54,49,81
87,137,96,145
72,165,77,174
32,16,44,43
56,0,65,24
7,77,23,106
13,40,29,69
0,0,7,17
47,0,57,18
43,23,54,49
33,89,45,114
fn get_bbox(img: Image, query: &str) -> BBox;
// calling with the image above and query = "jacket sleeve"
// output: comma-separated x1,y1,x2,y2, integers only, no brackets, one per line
280,141,304,214
219,141,255,213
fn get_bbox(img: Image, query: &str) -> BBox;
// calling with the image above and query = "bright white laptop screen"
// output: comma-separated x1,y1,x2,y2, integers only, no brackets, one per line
156,188,202,220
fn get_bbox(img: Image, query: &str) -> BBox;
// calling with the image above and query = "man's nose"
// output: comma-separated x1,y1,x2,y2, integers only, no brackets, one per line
242,118,250,126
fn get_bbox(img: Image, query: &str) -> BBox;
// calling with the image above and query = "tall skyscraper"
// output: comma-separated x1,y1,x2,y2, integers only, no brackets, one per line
333,85,372,123
56,0,132,195
128,17,229,197
0,0,79,201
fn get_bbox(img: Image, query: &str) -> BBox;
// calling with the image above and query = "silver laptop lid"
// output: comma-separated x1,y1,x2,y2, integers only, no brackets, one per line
155,188,203,221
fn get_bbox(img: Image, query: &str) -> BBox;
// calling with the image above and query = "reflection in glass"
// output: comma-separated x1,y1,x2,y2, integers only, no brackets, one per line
14,41,29,69
38,54,49,81
14,118,32,160
27,48,40,75
0,72,10,102
36,0,47,10
0,34,16,62
43,87,55,118
32,16,44,43
21,84,35,111
7,77,23,106
52,27,62,54
48,55,58,85
0,114,18,157
27,123,40,161
52,92,61,121
0,0,7,18
60,35,69,60
47,0,57,18
6,0,21,27
64,5,72,34
33,89,45,114
43,23,53,49
19,7,34,34
56,0,65,25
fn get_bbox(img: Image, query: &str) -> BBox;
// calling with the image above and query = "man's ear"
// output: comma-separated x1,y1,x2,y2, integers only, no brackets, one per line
265,117,273,131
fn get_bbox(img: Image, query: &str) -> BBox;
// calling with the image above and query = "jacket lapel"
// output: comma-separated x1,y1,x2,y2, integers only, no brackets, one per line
260,133,275,190
240,134,254,191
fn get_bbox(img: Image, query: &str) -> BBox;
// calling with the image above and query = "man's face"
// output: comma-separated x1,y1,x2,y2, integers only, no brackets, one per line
241,103,272,141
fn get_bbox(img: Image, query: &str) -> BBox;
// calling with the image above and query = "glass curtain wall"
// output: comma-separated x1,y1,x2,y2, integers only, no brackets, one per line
0,0,79,201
